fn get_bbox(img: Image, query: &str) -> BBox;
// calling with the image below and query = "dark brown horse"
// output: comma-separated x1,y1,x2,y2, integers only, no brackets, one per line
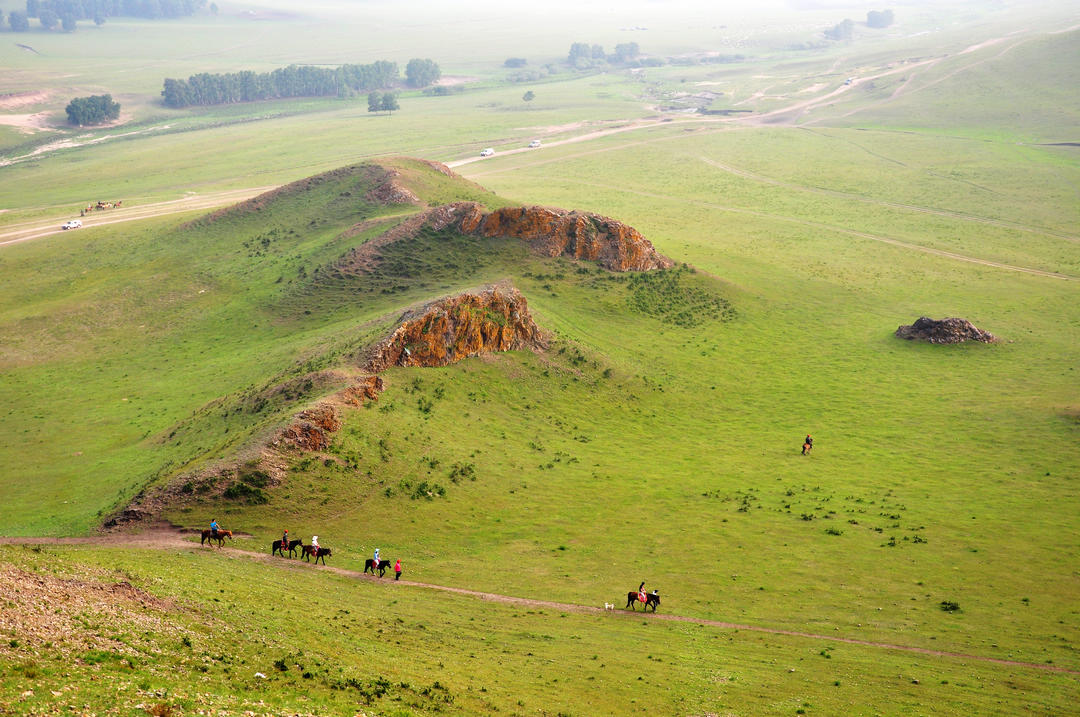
301,545,332,565
802,441,812,455
201,529,232,547
625,591,661,612
272,539,303,557
364,558,391,577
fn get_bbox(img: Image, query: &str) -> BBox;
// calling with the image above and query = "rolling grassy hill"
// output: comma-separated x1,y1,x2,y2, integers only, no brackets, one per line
2,4,1078,714
3,150,1078,714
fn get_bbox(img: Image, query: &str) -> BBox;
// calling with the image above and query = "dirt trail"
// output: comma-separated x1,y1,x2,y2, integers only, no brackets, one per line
447,117,729,169
0,187,276,248
2,531,1076,676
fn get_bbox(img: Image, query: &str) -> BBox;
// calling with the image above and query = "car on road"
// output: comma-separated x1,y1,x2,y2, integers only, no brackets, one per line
528,139,541,148
480,148,494,157
61,220,82,230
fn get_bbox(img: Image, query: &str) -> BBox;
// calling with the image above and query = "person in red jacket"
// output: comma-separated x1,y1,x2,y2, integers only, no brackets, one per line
394,558,402,580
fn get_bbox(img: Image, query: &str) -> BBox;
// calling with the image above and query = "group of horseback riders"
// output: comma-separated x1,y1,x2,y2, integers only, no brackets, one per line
271,528,402,578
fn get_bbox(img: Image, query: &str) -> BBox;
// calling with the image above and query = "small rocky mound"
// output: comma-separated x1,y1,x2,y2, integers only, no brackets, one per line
895,317,997,344
365,166,421,205
340,375,385,406
280,403,343,452
428,202,673,272
367,284,547,372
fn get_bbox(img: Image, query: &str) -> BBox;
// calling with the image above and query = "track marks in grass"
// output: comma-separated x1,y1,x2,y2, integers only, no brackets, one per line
699,154,1078,243
553,177,1078,281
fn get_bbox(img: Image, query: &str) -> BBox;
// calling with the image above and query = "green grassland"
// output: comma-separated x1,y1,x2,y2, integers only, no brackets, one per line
1,1,1079,714
5,543,1076,716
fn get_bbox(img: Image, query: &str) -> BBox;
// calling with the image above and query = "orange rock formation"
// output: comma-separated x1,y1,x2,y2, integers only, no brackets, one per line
281,404,342,452
368,284,547,372
427,202,672,272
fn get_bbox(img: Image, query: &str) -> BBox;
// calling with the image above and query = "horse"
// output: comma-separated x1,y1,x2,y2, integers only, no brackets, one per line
272,539,304,558
802,441,813,456
364,558,391,577
625,591,661,612
301,546,332,565
201,529,232,547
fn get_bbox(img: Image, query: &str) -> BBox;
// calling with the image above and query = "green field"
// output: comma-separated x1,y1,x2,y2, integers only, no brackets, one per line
1,1,1078,714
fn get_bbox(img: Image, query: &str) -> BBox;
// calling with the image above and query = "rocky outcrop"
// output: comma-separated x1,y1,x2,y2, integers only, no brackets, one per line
895,317,997,344
367,284,547,372
340,375,385,406
280,404,342,452
428,202,672,272
365,167,420,205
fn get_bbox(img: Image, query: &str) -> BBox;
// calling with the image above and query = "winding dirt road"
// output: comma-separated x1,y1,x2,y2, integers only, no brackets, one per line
2,530,1076,676
0,187,276,247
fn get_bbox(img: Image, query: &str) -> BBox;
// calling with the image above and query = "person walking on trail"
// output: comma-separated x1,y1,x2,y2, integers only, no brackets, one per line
394,558,402,581
210,519,220,537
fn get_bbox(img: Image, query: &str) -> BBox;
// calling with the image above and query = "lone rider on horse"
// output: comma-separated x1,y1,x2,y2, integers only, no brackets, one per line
210,518,220,538
281,529,289,552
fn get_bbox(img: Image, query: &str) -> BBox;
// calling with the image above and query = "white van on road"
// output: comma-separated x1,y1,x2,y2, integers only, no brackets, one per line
479,148,494,157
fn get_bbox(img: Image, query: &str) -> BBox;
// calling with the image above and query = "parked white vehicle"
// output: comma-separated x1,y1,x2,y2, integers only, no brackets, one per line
528,139,541,148
479,148,494,157
61,220,82,230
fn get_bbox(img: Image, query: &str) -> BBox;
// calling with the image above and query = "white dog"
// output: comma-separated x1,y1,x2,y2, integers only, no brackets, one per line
603,602,614,611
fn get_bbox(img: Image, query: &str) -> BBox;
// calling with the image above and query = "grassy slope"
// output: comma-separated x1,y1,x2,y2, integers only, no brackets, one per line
2,543,1077,716
1,4,1078,714
0,159,509,534
811,29,1080,143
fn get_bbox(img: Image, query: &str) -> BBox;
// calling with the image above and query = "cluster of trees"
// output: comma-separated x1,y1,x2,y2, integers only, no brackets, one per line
422,85,463,96
404,58,440,88
65,93,120,125
366,91,399,115
867,9,895,28
824,18,854,40
566,41,643,69
161,61,399,108
824,9,894,40
6,0,206,31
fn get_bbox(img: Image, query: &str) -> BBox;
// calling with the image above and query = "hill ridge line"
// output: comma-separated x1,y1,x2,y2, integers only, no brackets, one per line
3,533,1076,676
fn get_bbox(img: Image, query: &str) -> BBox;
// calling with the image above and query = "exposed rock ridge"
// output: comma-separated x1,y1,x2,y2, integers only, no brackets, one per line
429,202,672,272
367,283,547,372
279,376,383,452
895,317,997,344
364,166,421,205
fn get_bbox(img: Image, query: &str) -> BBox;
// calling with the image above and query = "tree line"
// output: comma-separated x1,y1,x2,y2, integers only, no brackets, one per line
5,0,206,32
161,60,400,108
567,41,643,69
65,94,120,125
825,9,894,40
